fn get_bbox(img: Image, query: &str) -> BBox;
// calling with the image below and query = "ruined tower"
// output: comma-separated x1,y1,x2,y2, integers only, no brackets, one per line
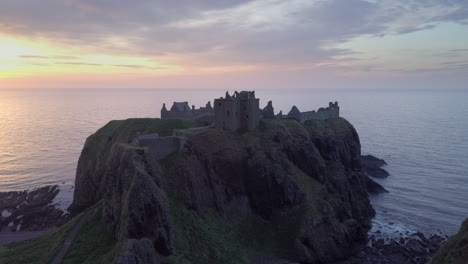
214,91,260,132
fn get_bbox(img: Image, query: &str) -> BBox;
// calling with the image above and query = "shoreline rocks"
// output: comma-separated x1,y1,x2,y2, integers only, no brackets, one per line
334,232,447,264
361,154,390,178
0,185,68,232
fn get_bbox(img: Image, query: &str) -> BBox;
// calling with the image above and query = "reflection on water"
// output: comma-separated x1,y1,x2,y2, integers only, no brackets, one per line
0,88,467,234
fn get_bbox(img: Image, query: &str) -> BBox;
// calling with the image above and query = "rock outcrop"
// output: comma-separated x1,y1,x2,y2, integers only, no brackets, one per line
360,155,390,178
70,117,378,263
431,218,468,264
0,185,65,231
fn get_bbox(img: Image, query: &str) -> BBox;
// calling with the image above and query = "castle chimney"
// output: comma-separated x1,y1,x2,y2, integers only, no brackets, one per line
161,103,167,112
225,91,231,99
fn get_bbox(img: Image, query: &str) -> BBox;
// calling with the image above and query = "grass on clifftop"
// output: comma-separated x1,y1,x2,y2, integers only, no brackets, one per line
0,212,83,264
303,117,352,136
96,118,199,139
258,118,304,131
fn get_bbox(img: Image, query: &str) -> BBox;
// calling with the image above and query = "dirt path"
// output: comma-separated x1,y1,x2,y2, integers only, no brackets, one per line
50,210,93,264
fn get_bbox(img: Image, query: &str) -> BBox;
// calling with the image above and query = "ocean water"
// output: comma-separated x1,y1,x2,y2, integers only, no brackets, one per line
0,89,467,235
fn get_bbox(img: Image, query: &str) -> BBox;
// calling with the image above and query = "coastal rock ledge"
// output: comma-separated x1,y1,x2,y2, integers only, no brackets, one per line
69,117,377,263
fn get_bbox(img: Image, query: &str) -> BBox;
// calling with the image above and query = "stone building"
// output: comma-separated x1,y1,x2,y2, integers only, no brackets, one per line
262,101,275,119
214,91,260,132
160,92,340,132
287,101,340,123
161,101,214,120
137,133,187,160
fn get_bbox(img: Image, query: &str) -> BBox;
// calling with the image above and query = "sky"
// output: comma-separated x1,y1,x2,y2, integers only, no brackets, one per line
0,0,467,90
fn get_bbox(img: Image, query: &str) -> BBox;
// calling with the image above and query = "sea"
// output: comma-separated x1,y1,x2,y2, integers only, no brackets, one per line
0,88,467,236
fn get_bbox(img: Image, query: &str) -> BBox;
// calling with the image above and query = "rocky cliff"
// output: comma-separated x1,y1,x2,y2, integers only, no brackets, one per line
70,117,377,263
431,218,468,264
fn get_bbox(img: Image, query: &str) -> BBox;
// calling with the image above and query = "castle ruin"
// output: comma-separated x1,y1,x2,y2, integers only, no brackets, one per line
285,101,339,123
160,91,339,132
214,91,260,132
161,101,214,120
144,91,340,160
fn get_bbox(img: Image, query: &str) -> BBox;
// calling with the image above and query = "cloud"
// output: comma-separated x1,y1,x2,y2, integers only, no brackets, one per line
1,0,467,71
18,55,80,60
18,55,50,59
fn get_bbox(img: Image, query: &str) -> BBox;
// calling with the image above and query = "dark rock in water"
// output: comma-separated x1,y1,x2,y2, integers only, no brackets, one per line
360,154,390,178
363,175,389,194
361,154,387,167
0,185,66,231
333,233,447,264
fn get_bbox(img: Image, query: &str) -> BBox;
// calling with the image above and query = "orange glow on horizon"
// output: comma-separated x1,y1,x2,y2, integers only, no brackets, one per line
0,34,186,80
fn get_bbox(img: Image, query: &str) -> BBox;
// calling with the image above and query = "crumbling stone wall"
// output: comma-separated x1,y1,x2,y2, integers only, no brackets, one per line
138,134,187,160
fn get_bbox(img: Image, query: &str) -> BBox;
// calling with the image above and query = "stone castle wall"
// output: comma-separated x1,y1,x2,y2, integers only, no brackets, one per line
161,101,214,120
299,108,339,122
288,101,340,123
214,91,259,132
214,97,241,131
138,134,187,160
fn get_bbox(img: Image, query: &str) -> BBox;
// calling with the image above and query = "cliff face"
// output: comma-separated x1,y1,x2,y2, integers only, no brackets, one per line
70,117,375,263
431,219,468,264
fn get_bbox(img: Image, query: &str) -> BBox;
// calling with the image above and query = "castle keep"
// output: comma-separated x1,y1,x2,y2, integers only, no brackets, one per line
161,91,340,132
214,91,260,132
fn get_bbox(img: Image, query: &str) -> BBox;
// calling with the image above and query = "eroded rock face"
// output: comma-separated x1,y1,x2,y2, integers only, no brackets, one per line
71,118,376,263
162,119,375,263
360,155,390,178
431,218,468,264
101,144,173,256
114,238,159,264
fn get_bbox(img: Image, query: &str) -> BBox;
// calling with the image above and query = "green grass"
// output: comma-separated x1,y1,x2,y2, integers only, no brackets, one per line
0,212,83,264
62,208,116,264
303,117,352,137
257,118,303,131
0,206,116,264
166,203,248,264
165,201,300,264
96,118,199,140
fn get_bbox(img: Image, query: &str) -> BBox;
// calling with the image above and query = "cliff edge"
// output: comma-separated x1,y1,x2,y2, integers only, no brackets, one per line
431,218,468,264
69,117,376,263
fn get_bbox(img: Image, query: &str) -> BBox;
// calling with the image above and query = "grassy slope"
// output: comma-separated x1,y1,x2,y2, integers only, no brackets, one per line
0,213,82,264
96,118,199,139
0,208,116,264
62,208,116,264
166,201,290,264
